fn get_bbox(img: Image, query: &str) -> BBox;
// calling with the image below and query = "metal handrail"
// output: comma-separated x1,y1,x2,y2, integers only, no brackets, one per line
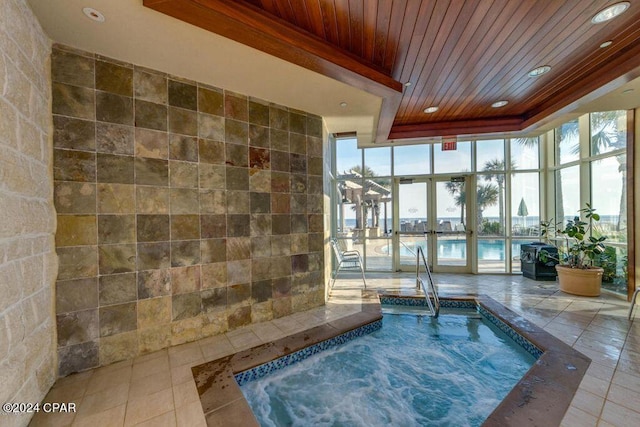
415,247,440,317
399,239,417,257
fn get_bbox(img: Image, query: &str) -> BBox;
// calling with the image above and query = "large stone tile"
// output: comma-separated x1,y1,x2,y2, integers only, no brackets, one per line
170,241,201,267
169,160,198,188
249,100,269,127
96,122,134,155
96,153,134,184
270,129,288,152
224,92,248,121
172,292,202,321
169,134,198,162
198,138,224,164
224,190,249,215
58,341,99,377
168,80,197,110
170,188,199,214
99,272,137,306
135,157,169,186
136,186,170,214
52,82,95,120
134,67,167,104
57,309,99,347
53,115,95,151
57,246,98,280
100,330,138,366
56,214,97,247
137,268,171,299
171,265,201,294
198,86,223,116
54,148,96,182
96,91,133,126
198,113,225,141
201,287,227,313
171,215,200,240
248,124,269,148
269,106,289,131
96,60,133,96
137,242,171,271
138,296,172,329
51,48,94,87
225,143,248,167
98,244,136,274
169,107,197,136
135,128,168,159
225,119,248,145
201,262,227,289
99,302,137,337
199,189,226,214
199,163,226,189
137,214,170,242
135,99,168,131
97,214,135,244
97,183,135,214
56,277,99,314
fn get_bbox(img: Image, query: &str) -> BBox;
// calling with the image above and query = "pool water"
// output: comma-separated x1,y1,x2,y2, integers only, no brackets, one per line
396,239,534,260
241,309,536,427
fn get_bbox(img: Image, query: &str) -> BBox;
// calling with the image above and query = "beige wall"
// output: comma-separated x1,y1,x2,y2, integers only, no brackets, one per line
51,46,326,375
0,0,57,426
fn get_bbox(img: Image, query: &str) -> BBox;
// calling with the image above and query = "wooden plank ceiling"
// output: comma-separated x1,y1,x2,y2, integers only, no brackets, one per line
145,0,640,142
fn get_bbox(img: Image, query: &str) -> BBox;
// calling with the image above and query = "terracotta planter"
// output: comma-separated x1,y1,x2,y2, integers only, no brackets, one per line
555,265,603,297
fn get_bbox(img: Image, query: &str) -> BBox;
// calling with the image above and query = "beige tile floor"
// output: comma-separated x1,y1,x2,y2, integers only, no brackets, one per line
30,273,640,427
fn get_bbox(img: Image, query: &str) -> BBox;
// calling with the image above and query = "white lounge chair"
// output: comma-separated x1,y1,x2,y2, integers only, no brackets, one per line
330,238,366,289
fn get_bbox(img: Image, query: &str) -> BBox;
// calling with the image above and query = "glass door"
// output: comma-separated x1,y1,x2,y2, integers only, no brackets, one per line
396,179,430,270
433,178,470,271
395,177,471,272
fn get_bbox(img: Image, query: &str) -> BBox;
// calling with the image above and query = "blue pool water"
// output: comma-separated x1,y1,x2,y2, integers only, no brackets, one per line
241,309,535,427
397,239,534,260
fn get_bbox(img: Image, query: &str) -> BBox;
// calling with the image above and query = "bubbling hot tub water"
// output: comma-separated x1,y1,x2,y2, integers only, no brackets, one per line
241,308,536,427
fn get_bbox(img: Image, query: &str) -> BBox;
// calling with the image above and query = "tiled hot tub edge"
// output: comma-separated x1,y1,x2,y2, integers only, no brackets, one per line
192,290,382,426
192,292,589,427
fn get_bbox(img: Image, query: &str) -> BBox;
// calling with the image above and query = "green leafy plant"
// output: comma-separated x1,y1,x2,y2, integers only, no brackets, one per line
539,203,608,269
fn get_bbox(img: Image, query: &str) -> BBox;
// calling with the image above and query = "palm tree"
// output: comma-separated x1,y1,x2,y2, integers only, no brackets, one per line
445,179,499,231
445,180,466,225
554,119,580,225
476,183,499,231
589,111,626,231
482,158,516,234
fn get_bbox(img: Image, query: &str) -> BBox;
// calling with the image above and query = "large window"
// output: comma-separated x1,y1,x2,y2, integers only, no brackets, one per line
552,111,628,295
332,137,542,274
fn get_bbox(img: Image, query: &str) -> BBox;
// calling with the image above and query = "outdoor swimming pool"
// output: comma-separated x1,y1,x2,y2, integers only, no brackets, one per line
240,303,537,426
395,239,534,260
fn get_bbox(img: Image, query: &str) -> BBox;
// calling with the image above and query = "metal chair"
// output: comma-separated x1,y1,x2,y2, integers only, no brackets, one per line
330,238,366,289
629,288,640,320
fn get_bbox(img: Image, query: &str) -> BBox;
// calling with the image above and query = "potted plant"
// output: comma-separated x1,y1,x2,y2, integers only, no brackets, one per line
540,203,608,296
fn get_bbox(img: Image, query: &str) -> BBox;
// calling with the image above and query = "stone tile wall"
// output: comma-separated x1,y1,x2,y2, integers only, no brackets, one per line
52,45,326,375
0,1,57,426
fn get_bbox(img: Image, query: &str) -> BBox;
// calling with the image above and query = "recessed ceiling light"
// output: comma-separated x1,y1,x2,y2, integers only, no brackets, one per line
600,40,613,48
591,2,630,24
339,102,348,108
404,82,412,87
82,7,105,22
491,100,508,108
424,106,439,113
528,65,551,77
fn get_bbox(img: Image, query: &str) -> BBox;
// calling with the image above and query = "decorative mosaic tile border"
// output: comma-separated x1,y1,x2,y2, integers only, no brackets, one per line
235,319,383,386
477,305,543,359
381,296,541,359
379,295,476,309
